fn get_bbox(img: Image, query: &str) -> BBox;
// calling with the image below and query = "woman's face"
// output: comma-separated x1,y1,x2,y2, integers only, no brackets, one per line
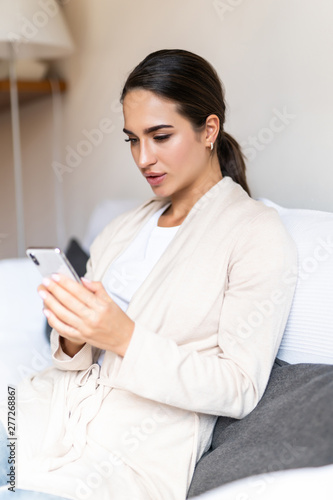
123,89,219,199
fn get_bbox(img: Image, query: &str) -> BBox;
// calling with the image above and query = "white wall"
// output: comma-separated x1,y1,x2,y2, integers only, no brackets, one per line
0,99,57,258
1,0,332,258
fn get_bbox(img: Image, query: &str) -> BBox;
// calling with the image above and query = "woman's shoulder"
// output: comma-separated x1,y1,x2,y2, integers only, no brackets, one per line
206,176,284,226
212,177,297,256
229,185,297,263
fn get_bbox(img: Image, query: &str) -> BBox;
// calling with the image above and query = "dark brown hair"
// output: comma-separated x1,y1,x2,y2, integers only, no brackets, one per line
121,49,250,196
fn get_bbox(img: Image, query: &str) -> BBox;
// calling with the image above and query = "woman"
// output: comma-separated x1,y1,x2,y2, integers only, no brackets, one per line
0,49,296,499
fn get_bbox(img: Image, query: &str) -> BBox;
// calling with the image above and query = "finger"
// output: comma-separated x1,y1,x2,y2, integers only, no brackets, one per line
81,277,97,290
43,274,101,307
44,309,82,344
81,278,111,301
42,290,83,330
37,284,48,296
43,275,101,314
42,280,103,332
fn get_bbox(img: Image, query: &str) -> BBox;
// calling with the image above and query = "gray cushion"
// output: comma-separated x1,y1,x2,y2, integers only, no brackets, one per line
187,359,333,497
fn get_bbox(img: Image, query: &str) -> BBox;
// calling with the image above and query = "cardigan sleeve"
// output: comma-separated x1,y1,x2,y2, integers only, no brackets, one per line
50,331,96,371
111,211,297,419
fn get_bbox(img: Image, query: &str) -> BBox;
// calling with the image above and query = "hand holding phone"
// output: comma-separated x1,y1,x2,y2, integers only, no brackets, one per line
27,247,134,358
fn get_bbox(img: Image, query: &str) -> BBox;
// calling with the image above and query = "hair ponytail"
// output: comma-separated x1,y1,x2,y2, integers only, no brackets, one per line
217,132,251,195
121,49,251,196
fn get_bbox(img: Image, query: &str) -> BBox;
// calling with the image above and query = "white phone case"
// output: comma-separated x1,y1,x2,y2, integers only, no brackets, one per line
26,247,81,282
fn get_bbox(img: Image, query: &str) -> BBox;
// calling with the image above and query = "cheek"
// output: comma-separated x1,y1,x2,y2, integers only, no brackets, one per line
167,137,202,170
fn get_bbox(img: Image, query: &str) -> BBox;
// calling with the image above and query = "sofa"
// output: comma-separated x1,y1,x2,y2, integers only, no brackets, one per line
0,197,332,499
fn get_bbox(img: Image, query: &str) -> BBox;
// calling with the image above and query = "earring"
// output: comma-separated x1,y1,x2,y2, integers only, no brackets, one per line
210,142,214,151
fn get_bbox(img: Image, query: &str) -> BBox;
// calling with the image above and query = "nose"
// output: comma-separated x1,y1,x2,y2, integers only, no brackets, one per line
137,140,157,169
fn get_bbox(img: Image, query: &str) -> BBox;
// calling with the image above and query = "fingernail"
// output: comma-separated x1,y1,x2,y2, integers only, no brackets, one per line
38,290,47,300
81,277,91,283
42,278,51,287
44,309,51,318
51,274,60,282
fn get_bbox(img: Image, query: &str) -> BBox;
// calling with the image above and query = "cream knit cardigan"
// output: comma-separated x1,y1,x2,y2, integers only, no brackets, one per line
1,177,297,500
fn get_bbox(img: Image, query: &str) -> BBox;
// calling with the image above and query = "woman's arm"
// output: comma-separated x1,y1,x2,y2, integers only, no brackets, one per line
41,273,135,376
41,275,135,357
59,336,85,357
46,210,133,370
46,198,157,369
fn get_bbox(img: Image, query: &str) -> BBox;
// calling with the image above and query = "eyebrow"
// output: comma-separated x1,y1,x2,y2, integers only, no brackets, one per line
123,124,174,135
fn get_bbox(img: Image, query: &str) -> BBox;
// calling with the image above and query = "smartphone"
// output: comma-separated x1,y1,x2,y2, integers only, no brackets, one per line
26,247,81,283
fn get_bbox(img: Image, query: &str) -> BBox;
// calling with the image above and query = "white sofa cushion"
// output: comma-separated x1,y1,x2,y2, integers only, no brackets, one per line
82,198,142,252
259,199,333,364
192,463,333,500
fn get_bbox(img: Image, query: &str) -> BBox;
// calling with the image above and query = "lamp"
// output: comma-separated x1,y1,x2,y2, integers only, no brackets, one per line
0,0,74,257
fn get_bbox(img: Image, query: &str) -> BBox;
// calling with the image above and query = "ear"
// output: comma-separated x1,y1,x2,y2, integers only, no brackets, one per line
204,114,220,148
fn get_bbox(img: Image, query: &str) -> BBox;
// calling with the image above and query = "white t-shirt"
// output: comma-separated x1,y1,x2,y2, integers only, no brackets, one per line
98,204,180,364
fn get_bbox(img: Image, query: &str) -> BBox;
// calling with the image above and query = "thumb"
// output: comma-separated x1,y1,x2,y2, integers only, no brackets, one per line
81,277,101,291
81,277,110,300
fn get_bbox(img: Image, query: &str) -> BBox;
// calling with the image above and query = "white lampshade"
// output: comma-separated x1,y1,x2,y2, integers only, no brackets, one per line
0,0,74,257
0,0,74,60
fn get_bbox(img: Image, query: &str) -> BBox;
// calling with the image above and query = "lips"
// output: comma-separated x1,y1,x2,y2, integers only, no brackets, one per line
144,173,167,186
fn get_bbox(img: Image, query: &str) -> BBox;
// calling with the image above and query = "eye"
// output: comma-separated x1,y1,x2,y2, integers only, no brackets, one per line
154,134,172,142
124,137,138,144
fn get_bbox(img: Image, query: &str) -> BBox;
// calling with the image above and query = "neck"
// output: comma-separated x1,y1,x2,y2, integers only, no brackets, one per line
163,161,222,223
